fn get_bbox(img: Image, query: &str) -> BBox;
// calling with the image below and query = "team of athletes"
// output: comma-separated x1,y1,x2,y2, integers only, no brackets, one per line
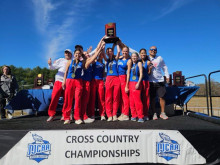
47,36,169,124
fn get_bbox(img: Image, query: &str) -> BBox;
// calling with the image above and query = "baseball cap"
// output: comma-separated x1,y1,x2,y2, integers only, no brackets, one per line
64,49,72,54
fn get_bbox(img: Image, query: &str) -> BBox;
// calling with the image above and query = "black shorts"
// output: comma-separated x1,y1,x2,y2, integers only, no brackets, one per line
150,82,166,99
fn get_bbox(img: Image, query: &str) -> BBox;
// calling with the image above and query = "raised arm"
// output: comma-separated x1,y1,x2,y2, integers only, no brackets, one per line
48,58,57,70
87,46,92,54
62,60,71,89
115,42,120,61
85,42,105,69
118,39,126,50
103,48,108,62
112,42,116,53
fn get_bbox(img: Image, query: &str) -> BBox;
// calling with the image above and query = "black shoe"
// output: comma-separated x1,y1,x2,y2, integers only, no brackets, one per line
1,116,6,120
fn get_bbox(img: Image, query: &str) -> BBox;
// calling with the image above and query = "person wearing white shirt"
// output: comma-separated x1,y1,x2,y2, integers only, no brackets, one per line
148,46,169,120
47,49,72,122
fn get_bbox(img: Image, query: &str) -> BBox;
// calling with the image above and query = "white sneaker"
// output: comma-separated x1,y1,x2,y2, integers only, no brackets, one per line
47,116,55,122
75,119,83,124
7,112,13,119
118,114,124,120
113,115,118,121
84,118,95,124
153,113,158,120
107,117,113,122
60,116,64,121
64,120,71,124
160,113,168,120
101,116,106,121
118,115,129,121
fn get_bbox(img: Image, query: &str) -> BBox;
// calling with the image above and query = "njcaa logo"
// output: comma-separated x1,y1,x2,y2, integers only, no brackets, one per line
96,64,104,68
118,61,123,66
108,61,116,66
27,134,51,163
156,133,180,161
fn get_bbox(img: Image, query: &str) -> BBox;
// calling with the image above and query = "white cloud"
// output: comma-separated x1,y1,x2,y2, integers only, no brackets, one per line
31,0,93,60
32,0,57,33
154,0,191,20
46,17,75,59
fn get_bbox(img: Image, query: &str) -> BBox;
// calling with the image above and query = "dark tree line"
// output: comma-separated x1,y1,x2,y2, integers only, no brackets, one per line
1,65,219,95
1,65,57,90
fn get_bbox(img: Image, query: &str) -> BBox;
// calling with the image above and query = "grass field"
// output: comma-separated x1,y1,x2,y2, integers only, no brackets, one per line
185,96,220,116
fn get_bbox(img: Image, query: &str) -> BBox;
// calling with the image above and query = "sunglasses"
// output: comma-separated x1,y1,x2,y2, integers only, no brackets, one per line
65,51,72,54
150,48,157,51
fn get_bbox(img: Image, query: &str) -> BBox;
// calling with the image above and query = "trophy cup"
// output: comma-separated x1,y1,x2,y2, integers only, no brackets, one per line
34,74,44,89
173,71,184,86
104,23,119,43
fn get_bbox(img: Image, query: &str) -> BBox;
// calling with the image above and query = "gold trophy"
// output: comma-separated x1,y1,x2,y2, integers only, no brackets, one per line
104,23,119,43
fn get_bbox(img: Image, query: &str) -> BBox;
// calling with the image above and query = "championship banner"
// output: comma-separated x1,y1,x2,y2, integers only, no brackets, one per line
0,130,206,164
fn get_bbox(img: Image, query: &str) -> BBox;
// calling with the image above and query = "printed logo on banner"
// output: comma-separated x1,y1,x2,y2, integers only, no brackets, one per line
156,133,180,161
27,134,51,163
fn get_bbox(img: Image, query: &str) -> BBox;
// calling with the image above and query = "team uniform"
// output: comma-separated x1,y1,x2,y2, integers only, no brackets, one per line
88,61,105,118
129,62,144,120
48,58,68,117
105,58,120,118
81,64,93,120
148,55,169,99
62,60,83,121
117,59,129,116
141,61,150,119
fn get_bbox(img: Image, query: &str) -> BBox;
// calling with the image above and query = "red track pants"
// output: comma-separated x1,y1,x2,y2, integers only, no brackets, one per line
62,79,83,120
129,81,144,119
81,80,90,120
142,80,150,117
105,76,120,117
48,81,64,117
119,75,129,116
88,79,105,117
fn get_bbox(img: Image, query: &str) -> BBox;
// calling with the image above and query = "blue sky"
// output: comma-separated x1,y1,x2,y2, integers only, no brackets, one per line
0,0,220,83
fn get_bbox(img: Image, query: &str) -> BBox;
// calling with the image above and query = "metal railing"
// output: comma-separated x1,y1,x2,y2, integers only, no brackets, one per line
208,70,220,117
185,74,209,116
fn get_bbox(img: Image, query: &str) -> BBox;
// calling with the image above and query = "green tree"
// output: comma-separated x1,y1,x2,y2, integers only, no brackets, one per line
0,65,58,90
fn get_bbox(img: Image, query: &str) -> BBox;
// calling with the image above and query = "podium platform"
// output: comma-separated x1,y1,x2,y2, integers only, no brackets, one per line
0,114,220,164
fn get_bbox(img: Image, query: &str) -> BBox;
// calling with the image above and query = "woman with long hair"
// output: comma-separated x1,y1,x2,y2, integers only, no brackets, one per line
80,51,95,124
62,42,105,124
87,49,106,120
62,49,84,124
102,42,120,121
126,52,144,122
117,46,131,121
81,39,105,123
139,48,151,121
